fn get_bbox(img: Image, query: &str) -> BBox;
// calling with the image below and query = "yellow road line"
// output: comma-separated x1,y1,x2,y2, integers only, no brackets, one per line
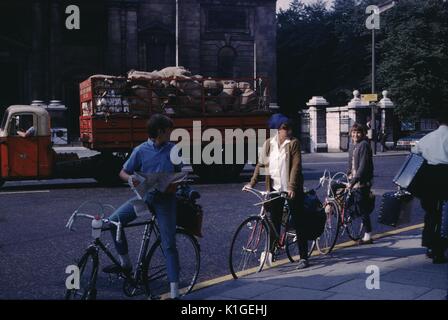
0,190,50,195
188,223,425,294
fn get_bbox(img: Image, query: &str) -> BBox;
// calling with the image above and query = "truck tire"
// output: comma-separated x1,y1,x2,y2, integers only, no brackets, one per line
0,179,5,188
93,154,124,186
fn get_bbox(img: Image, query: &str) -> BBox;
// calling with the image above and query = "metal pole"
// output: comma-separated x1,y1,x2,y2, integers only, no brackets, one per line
253,42,257,90
371,29,377,154
372,29,375,94
176,0,179,67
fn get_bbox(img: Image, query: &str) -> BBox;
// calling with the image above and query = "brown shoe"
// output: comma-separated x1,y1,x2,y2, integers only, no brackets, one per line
358,239,374,245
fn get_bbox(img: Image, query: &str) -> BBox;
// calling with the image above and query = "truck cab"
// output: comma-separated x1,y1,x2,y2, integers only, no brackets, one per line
0,105,54,185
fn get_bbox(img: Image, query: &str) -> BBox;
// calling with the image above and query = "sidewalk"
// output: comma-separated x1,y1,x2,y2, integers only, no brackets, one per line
186,227,448,300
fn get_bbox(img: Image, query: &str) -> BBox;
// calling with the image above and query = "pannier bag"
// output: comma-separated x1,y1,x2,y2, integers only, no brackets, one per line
301,190,326,241
377,191,414,227
176,197,203,238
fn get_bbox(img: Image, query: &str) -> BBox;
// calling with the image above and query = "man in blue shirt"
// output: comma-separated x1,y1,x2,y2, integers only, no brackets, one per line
105,114,182,299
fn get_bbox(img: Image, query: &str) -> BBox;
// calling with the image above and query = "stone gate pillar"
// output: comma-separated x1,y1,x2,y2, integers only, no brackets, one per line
307,96,329,153
378,90,395,149
348,90,370,128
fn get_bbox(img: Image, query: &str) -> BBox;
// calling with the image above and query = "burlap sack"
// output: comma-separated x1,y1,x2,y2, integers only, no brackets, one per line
204,79,223,96
171,77,202,98
221,80,238,95
158,66,192,78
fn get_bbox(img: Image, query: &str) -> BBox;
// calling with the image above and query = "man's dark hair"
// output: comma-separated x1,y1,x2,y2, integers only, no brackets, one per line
350,122,367,136
146,114,174,138
436,109,448,125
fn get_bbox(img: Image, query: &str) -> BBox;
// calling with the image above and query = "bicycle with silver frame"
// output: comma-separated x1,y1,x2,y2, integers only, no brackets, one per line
228,186,318,279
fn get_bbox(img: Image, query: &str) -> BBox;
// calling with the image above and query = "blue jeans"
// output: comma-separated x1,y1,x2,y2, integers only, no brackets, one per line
109,191,179,282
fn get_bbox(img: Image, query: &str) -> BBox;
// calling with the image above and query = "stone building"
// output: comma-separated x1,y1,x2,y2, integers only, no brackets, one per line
0,0,277,138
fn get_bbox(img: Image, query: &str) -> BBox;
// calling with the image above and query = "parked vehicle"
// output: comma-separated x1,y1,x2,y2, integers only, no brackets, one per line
0,75,271,187
396,132,427,151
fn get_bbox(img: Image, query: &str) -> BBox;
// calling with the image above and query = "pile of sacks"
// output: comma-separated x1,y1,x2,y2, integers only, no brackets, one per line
88,66,260,117
127,66,259,115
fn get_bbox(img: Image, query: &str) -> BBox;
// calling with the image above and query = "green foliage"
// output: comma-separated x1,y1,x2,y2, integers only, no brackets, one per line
377,0,448,120
277,0,448,120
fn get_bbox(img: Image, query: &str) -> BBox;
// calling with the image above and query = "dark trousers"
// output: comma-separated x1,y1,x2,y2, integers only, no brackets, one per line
421,197,445,257
358,186,373,233
333,183,373,233
268,193,309,260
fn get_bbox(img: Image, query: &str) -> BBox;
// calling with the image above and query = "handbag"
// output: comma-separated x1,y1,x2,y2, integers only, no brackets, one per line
378,191,414,227
441,201,448,240
392,153,426,194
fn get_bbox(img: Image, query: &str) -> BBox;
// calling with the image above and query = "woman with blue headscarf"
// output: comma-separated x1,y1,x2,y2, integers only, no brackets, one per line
244,113,310,270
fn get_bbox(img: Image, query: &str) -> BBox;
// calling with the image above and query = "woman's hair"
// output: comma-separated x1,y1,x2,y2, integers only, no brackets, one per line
146,114,174,138
279,119,294,131
268,113,291,130
350,122,367,136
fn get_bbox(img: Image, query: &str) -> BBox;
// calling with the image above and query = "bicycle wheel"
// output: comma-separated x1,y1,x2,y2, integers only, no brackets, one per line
65,248,98,300
285,230,316,262
346,214,364,241
142,228,200,298
229,216,270,279
316,200,340,255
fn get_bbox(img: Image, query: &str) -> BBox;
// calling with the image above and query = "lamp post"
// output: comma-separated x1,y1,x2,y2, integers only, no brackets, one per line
176,0,179,67
366,0,396,154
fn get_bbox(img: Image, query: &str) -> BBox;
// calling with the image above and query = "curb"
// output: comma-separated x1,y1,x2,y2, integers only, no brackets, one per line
187,223,424,296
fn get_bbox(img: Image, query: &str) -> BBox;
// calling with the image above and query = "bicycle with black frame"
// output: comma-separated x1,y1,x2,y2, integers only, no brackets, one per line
64,180,201,300
228,186,317,279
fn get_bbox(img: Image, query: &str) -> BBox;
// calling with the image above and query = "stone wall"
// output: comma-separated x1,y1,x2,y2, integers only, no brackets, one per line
0,0,277,137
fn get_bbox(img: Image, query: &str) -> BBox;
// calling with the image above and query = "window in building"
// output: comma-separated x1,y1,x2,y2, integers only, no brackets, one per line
206,8,248,32
217,46,236,78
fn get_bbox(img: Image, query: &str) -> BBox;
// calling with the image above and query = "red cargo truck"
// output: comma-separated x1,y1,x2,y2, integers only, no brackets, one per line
0,76,271,187
78,75,272,182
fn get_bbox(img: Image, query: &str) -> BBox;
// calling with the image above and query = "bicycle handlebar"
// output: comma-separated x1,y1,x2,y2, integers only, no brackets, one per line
242,186,289,205
66,208,122,242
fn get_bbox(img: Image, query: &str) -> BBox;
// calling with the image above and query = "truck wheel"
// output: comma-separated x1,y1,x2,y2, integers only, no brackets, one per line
0,179,5,188
94,154,124,186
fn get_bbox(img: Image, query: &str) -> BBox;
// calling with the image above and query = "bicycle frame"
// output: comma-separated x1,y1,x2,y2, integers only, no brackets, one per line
100,218,160,282
66,199,162,291
243,187,295,253
319,170,351,222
